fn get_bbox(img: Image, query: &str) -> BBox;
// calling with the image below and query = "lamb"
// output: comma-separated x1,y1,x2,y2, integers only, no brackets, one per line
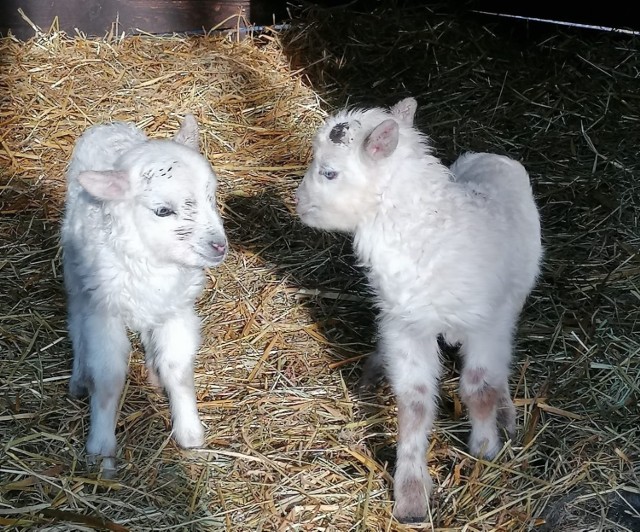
295,97,542,522
61,114,227,475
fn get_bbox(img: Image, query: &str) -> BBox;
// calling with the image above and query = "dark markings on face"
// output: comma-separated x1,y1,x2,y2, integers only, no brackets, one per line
329,122,350,144
142,170,155,185
145,161,181,186
182,197,197,222
175,226,194,241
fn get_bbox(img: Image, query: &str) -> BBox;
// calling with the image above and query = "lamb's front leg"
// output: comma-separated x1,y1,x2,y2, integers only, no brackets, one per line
77,312,130,476
142,310,204,448
381,322,442,523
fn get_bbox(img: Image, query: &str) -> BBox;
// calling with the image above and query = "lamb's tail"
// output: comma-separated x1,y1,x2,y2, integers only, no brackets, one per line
450,152,531,194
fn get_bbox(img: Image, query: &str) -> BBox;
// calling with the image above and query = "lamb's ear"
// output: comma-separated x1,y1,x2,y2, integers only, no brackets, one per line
173,114,199,150
363,119,399,160
77,170,131,200
390,97,417,125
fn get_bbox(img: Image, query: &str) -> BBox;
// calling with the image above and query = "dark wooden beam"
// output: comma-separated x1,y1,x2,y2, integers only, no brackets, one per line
0,0,254,39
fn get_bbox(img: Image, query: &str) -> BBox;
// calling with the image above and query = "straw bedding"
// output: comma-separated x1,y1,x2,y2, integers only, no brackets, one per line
1,2,639,530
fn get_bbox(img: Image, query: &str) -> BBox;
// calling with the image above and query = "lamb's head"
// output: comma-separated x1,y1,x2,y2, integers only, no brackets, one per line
295,97,418,232
76,115,227,269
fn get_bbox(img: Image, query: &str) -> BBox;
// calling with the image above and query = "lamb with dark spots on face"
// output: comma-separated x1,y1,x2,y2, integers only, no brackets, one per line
61,113,228,477
295,96,542,523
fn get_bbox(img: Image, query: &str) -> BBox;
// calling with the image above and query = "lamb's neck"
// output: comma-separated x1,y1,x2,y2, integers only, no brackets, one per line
381,152,451,206
354,153,450,266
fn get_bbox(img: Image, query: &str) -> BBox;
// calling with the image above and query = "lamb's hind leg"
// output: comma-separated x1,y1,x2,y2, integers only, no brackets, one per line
142,310,204,448
459,320,516,460
359,346,386,390
381,320,441,523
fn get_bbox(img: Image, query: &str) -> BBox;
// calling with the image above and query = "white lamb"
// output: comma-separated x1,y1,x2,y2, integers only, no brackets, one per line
295,97,542,522
61,115,227,475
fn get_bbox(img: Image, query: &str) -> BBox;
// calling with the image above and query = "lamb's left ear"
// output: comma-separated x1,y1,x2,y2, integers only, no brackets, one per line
363,119,399,160
173,114,199,150
390,97,417,125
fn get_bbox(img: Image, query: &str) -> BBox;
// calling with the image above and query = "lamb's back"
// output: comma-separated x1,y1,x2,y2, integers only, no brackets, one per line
356,156,541,328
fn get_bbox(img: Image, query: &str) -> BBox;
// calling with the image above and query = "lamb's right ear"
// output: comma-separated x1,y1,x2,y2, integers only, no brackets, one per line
173,114,199,150
363,119,399,161
77,170,131,200
390,97,417,125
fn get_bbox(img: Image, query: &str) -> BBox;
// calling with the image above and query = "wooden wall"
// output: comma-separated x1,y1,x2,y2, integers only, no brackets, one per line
0,0,282,39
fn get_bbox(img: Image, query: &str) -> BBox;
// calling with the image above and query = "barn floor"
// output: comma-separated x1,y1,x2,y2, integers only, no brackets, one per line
1,2,639,531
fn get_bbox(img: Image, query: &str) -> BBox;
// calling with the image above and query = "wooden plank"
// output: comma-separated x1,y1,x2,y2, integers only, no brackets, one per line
0,0,254,39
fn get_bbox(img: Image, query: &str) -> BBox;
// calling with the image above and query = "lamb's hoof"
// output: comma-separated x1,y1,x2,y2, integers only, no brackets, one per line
87,454,117,478
469,435,502,460
394,496,427,524
393,472,431,524
501,423,516,442
86,431,117,475
173,418,205,449
397,513,426,524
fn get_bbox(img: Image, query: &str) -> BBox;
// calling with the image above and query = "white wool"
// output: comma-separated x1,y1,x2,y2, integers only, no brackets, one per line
296,97,542,523
61,115,227,474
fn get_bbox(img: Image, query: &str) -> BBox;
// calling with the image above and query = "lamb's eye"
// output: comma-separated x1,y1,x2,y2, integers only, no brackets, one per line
321,169,338,180
154,206,175,217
